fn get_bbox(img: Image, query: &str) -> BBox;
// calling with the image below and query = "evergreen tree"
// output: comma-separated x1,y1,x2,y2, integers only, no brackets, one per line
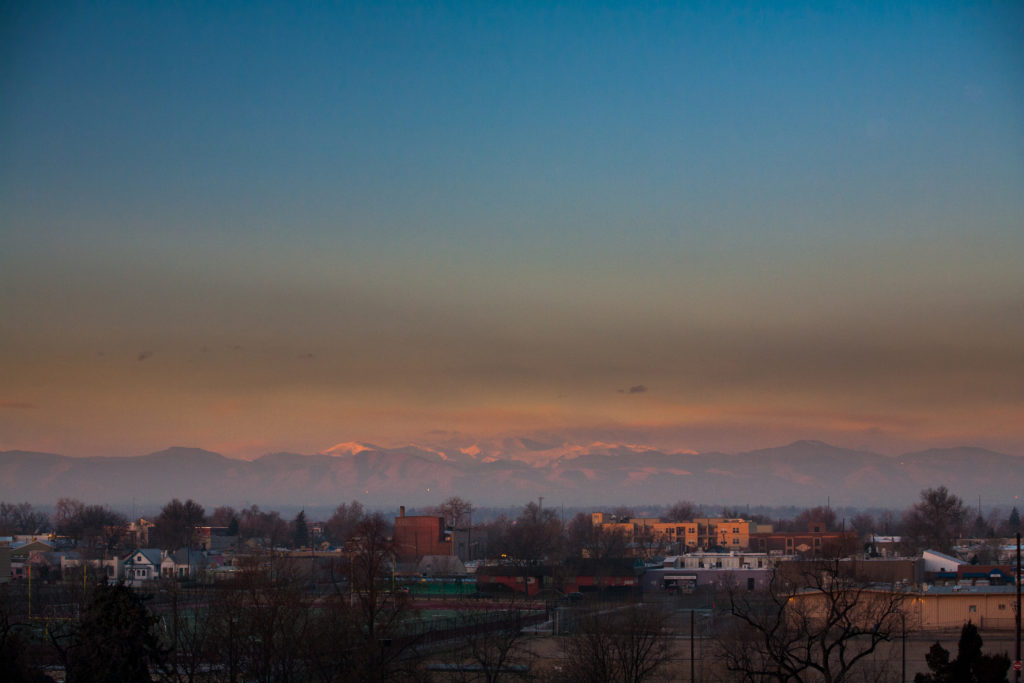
65,582,166,682
292,510,309,549
1008,507,1020,534
0,600,50,683
914,621,1010,683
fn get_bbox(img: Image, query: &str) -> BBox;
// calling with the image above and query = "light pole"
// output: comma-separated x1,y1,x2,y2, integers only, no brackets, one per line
901,608,907,683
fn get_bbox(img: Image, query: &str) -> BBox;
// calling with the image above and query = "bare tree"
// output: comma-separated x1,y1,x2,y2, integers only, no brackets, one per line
54,498,128,557
501,502,564,565
719,558,909,682
633,524,669,561
849,513,875,538
566,512,628,560
662,500,698,523
152,498,206,551
433,496,474,530
180,557,321,682
0,502,49,535
209,505,237,527
559,602,676,682
324,500,365,547
792,506,837,532
439,593,537,683
238,505,289,547
902,486,966,554
347,513,422,681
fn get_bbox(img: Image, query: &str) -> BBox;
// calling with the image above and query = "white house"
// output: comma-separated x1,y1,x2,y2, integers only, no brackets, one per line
123,548,163,586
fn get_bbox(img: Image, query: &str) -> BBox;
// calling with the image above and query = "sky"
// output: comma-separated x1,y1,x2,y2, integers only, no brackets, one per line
2,1,1022,460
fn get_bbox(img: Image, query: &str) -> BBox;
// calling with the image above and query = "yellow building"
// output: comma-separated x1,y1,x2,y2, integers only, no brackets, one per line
675,518,759,550
591,513,764,552
915,585,1018,631
791,585,1018,633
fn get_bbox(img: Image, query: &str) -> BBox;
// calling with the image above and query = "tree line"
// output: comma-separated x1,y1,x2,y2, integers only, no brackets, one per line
2,487,1020,561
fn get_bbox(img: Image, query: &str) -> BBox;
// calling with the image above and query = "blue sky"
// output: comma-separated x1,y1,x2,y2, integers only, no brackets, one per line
2,1,1022,458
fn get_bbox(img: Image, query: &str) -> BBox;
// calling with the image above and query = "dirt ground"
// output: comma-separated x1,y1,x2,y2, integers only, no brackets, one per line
519,629,1021,682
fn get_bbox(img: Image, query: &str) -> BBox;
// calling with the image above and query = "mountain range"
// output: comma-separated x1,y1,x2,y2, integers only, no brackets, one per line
0,440,1019,509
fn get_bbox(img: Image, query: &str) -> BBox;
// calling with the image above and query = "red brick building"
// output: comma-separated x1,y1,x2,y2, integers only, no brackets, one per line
749,522,858,557
393,507,450,562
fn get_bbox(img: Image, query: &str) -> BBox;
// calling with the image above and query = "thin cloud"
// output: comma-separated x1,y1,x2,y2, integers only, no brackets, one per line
0,400,34,410
618,385,648,394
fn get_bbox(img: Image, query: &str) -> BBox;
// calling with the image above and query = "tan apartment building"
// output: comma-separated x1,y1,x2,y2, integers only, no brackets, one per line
663,517,765,550
591,513,766,552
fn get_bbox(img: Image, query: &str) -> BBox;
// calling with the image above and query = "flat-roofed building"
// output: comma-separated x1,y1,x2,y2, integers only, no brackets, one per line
393,506,450,563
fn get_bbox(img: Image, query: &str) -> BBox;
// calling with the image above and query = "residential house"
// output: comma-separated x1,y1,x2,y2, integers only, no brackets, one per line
195,526,237,552
60,553,121,582
10,539,55,559
127,518,155,548
160,549,208,579
123,548,163,586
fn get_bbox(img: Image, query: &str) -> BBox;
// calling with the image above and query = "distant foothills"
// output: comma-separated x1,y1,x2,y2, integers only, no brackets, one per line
0,440,1020,509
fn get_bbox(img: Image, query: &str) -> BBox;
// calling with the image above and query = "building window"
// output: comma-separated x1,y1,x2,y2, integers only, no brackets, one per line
968,605,976,612
733,528,739,533
733,538,739,544
998,604,1007,610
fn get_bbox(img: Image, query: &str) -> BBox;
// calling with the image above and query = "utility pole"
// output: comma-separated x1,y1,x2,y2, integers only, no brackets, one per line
690,609,696,681
1015,531,1021,683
